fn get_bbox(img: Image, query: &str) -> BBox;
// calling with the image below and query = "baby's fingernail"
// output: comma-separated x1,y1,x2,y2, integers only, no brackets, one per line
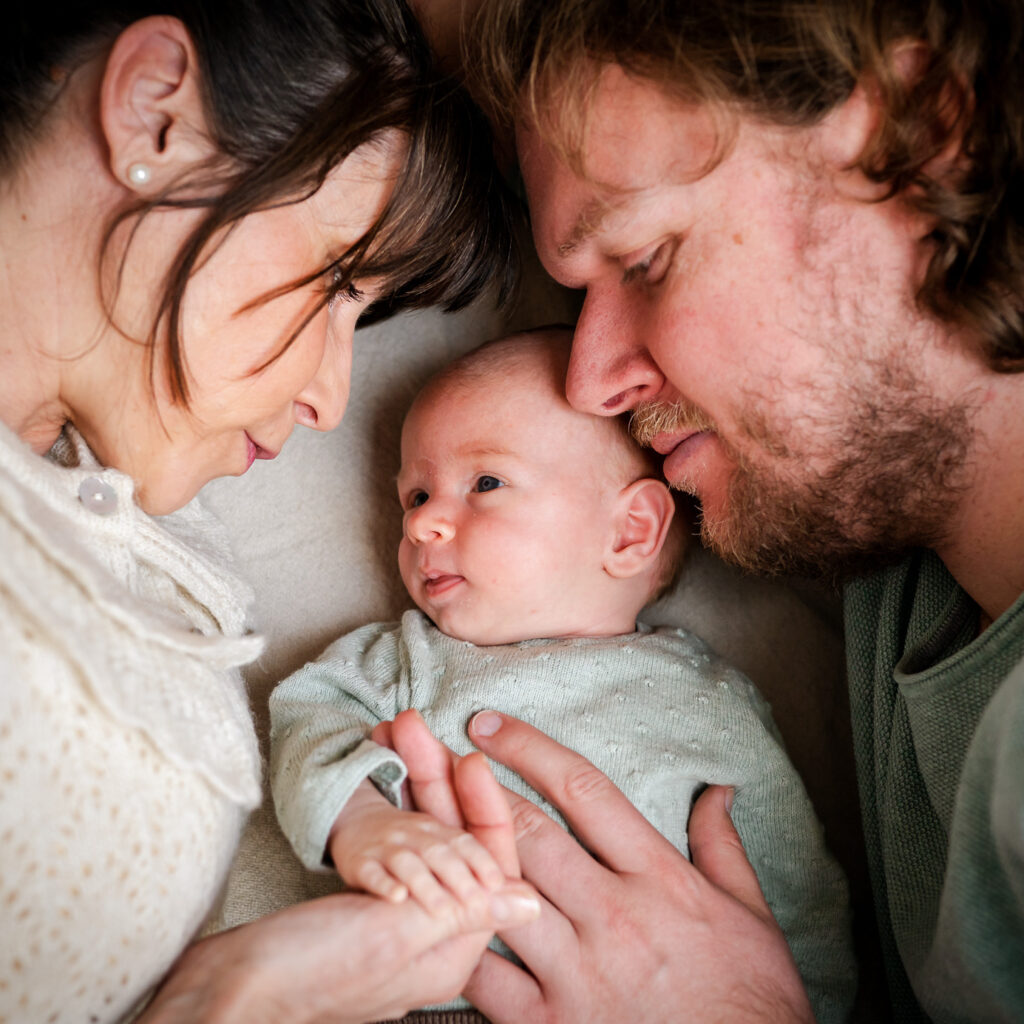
724,786,735,814
490,891,540,924
471,711,503,737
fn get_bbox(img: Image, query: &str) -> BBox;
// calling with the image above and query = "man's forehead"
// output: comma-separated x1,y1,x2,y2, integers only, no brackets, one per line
518,65,719,246
527,67,716,175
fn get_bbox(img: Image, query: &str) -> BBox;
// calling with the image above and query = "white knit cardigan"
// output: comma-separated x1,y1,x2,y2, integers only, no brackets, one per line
0,421,262,1024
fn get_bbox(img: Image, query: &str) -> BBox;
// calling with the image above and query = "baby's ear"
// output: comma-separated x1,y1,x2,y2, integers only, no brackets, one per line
604,478,675,579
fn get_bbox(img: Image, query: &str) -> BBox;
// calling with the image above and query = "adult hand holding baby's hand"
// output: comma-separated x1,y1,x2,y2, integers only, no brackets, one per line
329,782,507,915
385,709,815,1024
139,731,538,1024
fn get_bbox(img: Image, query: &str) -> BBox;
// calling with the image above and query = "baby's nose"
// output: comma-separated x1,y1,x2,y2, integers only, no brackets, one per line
406,500,456,543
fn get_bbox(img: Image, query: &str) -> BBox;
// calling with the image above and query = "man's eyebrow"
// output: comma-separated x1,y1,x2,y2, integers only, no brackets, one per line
557,197,616,257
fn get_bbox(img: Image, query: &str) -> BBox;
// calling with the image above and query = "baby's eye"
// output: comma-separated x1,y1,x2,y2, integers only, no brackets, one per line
474,475,504,493
409,491,428,508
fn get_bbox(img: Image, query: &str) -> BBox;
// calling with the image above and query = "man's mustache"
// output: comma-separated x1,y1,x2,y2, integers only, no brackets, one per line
629,400,716,446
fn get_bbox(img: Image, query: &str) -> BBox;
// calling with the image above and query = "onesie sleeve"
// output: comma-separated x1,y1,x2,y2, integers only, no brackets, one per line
728,714,858,1024
269,620,408,871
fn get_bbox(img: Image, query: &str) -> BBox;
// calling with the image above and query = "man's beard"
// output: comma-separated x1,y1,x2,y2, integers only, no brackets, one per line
630,371,975,587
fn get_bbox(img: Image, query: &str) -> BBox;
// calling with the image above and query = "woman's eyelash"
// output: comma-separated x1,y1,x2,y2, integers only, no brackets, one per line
327,270,364,309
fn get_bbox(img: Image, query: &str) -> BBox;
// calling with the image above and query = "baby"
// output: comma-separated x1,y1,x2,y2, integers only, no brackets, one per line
269,329,855,1021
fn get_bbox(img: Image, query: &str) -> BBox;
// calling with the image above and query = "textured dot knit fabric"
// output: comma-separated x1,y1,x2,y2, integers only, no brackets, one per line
0,422,262,1024
846,550,1024,1023
270,609,857,1023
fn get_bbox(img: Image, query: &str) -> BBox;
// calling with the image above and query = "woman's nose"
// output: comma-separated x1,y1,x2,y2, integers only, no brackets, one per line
565,290,665,415
405,499,456,544
294,311,355,432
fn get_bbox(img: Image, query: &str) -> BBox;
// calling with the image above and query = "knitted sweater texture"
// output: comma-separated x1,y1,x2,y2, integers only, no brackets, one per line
0,423,262,1024
846,550,1024,1023
271,609,856,1023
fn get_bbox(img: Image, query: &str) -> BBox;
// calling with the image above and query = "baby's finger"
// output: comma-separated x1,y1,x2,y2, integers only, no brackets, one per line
422,841,492,905
453,831,506,891
353,858,409,904
386,849,455,915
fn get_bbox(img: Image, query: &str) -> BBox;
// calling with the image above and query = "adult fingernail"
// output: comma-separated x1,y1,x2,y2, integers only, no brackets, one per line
490,891,540,924
471,711,502,737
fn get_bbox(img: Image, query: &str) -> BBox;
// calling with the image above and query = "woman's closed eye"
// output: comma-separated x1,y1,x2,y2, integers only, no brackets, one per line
473,475,504,493
326,267,365,311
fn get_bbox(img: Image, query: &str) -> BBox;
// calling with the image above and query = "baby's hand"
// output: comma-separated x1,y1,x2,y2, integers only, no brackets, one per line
329,781,506,915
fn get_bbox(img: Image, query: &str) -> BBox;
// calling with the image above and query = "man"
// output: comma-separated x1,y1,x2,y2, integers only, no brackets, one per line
393,1,1024,1020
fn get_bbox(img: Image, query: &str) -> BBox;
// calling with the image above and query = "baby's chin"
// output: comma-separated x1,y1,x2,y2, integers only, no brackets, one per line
420,606,630,647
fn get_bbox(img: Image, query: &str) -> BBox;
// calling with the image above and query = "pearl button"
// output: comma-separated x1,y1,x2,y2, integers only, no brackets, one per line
78,477,118,516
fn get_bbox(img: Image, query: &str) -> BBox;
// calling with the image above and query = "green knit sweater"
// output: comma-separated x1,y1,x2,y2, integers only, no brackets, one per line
846,550,1024,1023
271,611,856,1022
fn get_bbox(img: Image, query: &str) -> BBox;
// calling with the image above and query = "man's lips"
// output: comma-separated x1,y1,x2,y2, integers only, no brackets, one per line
651,430,716,487
650,430,702,455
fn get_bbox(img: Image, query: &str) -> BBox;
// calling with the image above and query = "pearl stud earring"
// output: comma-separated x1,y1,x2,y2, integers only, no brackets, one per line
127,163,152,186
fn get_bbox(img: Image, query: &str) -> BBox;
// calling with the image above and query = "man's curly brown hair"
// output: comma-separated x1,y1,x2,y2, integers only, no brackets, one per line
470,0,1024,372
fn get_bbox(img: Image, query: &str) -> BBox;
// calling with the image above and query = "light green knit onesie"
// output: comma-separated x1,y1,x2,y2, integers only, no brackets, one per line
271,610,855,1022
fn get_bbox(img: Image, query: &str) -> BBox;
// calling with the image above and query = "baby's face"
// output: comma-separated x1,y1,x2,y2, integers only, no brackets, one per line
397,361,637,645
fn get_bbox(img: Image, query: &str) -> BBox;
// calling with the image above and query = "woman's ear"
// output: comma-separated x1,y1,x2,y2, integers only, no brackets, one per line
604,478,675,580
99,16,215,194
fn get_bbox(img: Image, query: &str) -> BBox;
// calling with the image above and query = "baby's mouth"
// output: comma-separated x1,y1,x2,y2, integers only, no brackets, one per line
423,572,465,598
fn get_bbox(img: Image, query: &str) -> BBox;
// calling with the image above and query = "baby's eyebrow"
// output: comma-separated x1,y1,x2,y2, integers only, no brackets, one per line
456,444,519,459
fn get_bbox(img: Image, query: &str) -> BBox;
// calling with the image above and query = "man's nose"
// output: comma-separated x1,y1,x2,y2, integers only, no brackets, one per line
405,498,456,544
565,289,665,415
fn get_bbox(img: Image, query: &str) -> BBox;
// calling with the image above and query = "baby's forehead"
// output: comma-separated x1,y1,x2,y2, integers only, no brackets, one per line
408,354,557,417
406,376,645,475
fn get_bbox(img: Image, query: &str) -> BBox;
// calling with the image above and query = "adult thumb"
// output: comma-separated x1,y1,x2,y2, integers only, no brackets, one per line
688,785,774,924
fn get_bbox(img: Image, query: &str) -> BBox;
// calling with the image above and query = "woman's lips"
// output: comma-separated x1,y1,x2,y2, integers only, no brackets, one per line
244,433,279,471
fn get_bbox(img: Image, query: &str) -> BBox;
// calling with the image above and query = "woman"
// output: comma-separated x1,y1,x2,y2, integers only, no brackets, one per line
0,2,537,1021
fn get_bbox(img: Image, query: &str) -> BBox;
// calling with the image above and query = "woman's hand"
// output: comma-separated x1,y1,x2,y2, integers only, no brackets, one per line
139,743,538,1024
384,709,815,1024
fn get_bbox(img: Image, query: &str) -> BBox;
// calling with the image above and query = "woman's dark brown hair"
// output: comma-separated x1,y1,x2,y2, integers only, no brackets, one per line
4,0,517,403
471,0,1023,371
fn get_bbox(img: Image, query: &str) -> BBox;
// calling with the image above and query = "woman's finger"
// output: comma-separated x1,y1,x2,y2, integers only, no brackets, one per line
390,709,465,827
370,719,395,750
454,751,520,879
